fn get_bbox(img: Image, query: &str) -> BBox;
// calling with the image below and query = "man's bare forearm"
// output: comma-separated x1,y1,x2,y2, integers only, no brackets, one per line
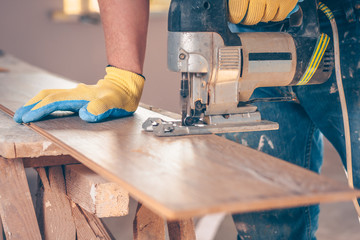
98,0,149,75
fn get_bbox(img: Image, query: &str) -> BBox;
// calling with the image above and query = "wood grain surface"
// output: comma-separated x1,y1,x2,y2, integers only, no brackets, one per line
71,201,112,240
1,55,360,220
133,203,165,240
0,157,41,240
65,164,129,218
36,167,76,239
23,155,79,168
168,219,196,240
0,110,65,158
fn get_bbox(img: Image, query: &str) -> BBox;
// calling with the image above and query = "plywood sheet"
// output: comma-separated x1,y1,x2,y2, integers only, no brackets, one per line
1,55,360,220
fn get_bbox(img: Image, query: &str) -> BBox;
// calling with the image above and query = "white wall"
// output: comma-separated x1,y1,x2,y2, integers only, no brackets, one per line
0,0,180,112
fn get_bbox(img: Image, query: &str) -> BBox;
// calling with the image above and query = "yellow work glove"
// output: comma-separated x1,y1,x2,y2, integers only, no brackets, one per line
14,66,144,123
229,0,298,25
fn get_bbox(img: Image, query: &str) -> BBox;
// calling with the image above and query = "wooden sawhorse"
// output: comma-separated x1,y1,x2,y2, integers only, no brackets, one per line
0,108,196,239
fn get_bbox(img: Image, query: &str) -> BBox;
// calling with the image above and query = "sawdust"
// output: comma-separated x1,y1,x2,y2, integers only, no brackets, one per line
329,83,338,94
257,135,274,151
45,200,52,208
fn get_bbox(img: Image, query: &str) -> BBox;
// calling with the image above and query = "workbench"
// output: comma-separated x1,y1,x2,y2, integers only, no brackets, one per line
1,54,359,239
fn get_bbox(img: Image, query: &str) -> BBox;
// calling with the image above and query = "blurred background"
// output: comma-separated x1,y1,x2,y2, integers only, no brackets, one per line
1,0,359,239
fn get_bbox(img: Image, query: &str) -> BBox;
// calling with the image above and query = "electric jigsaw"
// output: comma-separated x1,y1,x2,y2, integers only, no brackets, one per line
143,0,334,136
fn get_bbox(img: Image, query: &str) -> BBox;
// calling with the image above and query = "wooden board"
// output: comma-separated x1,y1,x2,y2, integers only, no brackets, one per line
1,55,360,220
70,201,112,240
23,155,79,168
167,219,196,240
0,110,66,158
0,157,41,239
133,203,165,240
36,167,76,239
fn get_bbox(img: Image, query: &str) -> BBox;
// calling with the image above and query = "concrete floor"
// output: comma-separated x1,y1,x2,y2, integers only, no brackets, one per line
25,138,359,239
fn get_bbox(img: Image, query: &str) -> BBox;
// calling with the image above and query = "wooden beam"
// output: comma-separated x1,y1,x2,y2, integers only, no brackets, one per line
71,201,112,240
65,164,129,218
0,157,41,239
168,219,196,240
23,155,79,168
36,167,76,240
0,109,66,159
133,203,165,240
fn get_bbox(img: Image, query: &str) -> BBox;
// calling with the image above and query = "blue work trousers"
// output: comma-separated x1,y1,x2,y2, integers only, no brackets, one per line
221,23,360,239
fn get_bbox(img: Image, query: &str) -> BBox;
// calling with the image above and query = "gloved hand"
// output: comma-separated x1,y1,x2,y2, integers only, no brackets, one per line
229,0,298,25
14,66,144,123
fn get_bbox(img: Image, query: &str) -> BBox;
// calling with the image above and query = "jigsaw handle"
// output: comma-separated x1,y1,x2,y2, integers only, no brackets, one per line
168,0,241,46
289,0,320,37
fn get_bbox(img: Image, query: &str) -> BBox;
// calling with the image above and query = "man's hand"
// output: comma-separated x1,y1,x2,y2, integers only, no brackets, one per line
14,67,144,123
229,0,298,25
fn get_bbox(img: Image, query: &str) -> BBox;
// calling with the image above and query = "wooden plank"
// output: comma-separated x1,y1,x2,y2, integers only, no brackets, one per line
71,201,99,240
1,55,360,220
36,167,76,240
0,157,41,239
0,110,66,159
23,155,79,168
65,164,129,218
168,219,196,240
80,205,114,239
133,203,165,240
70,200,112,240
21,108,360,220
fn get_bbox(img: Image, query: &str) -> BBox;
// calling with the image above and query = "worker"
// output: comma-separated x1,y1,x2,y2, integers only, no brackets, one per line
13,0,359,239
14,0,149,123
225,0,360,239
